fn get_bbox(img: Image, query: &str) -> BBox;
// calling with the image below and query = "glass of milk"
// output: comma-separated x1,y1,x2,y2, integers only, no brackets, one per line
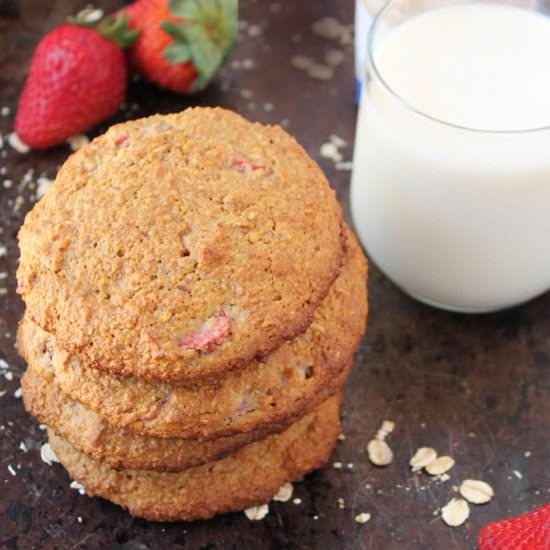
351,0,550,313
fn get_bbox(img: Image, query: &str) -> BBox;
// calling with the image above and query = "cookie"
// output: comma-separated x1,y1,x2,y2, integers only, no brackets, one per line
17,107,344,383
22,362,349,472
48,394,341,522
18,228,366,440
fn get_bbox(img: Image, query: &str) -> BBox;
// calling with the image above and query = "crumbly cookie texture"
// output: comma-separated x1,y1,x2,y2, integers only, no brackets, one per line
17,107,344,383
48,394,341,522
18,228,366,440
22,361,349,472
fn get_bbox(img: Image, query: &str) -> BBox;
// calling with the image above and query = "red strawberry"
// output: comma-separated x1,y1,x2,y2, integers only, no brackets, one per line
15,13,138,150
124,0,238,94
478,503,550,550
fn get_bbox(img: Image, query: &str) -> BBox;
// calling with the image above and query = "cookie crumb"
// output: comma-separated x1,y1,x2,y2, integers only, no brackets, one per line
244,504,269,520
441,498,470,527
355,512,371,525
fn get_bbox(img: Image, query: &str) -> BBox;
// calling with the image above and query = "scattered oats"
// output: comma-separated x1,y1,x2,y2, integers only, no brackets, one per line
70,481,86,495
3,179,13,189
242,58,255,70
307,64,334,81
320,142,342,162
77,516,83,524
338,433,346,441
263,102,274,112
19,441,27,452
244,504,269,520
292,498,302,505
273,481,293,502
439,473,451,483
247,24,262,37
333,461,343,469
337,497,345,509
36,177,53,200
1,106,10,116
7,465,16,476
512,470,523,480
40,442,59,466
67,134,89,151
425,456,455,476
441,498,470,527
13,387,22,399
291,55,314,70
7,133,30,154
77,8,104,23
335,161,353,171
325,49,345,67
367,439,393,466
409,447,437,472
524,451,531,458
4,371,13,381
240,88,253,99
312,17,345,40
347,463,354,469
459,480,494,504
0,245,7,258
355,512,371,525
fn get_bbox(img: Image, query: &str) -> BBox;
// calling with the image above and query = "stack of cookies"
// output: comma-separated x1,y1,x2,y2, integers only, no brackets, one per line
16,108,368,521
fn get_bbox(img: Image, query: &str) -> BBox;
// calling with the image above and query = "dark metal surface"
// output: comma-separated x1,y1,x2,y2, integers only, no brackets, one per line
1,1,549,548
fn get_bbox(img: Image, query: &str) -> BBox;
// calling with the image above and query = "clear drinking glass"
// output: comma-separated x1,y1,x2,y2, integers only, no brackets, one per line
351,0,550,313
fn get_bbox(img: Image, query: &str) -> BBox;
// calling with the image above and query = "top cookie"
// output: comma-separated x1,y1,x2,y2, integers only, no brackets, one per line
17,108,344,382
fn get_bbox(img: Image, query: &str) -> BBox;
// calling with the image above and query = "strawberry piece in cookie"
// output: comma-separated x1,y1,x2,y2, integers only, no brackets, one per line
232,159,273,175
177,311,230,353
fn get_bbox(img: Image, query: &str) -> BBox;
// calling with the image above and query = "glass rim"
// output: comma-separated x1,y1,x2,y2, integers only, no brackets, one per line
366,0,550,134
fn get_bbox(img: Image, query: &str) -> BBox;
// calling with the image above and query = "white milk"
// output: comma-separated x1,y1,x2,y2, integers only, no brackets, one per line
351,2,550,312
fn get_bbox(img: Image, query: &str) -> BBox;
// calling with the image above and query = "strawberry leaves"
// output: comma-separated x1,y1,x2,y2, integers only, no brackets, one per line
161,0,238,91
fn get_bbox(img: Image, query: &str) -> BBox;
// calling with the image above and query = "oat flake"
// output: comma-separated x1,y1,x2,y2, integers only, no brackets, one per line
459,479,494,504
409,447,437,471
367,439,393,466
272,481,293,502
244,504,269,520
441,498,470,527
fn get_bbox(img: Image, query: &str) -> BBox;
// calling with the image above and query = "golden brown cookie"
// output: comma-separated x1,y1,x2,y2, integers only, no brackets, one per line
18,228,367,440
22,362,349,472
17,107,344,383
48,394,341,522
